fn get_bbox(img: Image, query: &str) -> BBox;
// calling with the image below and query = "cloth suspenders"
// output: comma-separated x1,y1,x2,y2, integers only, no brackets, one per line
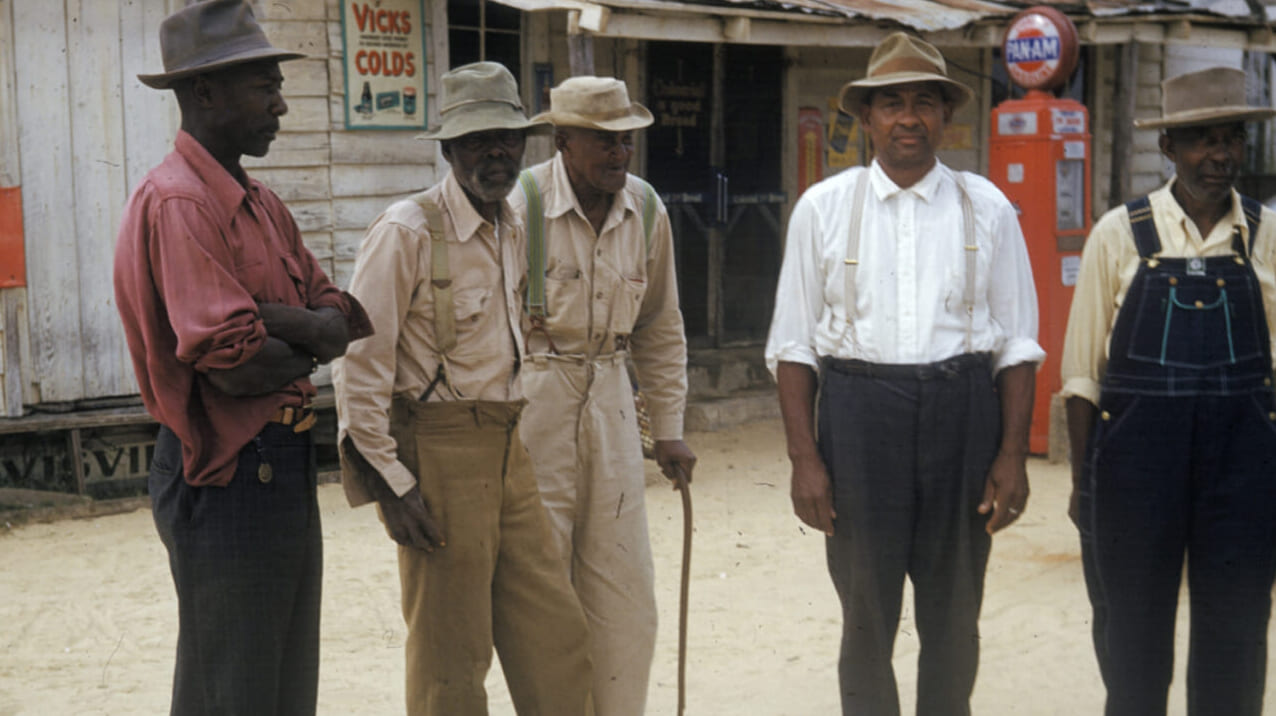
519,169,658,324
1125,194,1263,259
842,168,978,351
406,191,460,400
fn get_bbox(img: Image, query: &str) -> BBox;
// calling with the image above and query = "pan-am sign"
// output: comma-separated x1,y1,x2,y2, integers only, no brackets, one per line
1003,6,1079,92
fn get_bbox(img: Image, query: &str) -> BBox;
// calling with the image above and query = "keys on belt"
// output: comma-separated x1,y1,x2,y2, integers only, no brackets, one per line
269,405,317,433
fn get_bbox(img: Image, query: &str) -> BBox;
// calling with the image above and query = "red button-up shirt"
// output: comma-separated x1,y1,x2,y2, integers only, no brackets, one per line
114,131,371,487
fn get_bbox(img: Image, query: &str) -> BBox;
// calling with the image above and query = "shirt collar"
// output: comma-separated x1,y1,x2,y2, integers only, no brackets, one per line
441,169,513,242
868,158,946,203
174,130,250,227
545,152,639,226
1156,179,1246,244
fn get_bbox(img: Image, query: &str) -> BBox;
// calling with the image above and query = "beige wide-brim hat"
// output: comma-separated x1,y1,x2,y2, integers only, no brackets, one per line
531,76,654,131
1134,67,1276,129
418,61,544,141
138,0,305,90
839,32,974,113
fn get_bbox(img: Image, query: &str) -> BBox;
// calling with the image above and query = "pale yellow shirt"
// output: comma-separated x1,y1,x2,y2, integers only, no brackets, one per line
1060,181,1276,406
509,154,688,440
333,171,527,497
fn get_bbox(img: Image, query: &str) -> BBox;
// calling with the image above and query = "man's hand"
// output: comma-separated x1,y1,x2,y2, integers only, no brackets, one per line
258,302,350,363
978,451,1029,534
654,439,696,489
376,484,445,552
791,453,836,536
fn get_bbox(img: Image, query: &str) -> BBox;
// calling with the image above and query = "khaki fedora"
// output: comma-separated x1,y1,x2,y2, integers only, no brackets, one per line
839,32,974,113
138,0,305,90
418,62,543,141
531,76,653,131
1134,66,1276,130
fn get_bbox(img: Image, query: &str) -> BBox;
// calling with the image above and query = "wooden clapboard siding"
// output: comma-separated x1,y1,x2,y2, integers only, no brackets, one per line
69,0,133,399
14,0,82,404
0,0,22,416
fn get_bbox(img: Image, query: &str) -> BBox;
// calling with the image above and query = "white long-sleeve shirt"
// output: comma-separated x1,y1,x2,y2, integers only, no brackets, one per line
765,160,1045,375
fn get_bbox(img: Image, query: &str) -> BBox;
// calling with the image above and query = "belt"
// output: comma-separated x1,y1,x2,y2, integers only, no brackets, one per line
821,353,991,381
269,405,317,433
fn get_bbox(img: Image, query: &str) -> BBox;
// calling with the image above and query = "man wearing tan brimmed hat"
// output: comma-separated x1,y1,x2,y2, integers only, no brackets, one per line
333,61,594,716
1062,66,1276,716
508,75,695,716
766,31,1043,715
114,1,374,713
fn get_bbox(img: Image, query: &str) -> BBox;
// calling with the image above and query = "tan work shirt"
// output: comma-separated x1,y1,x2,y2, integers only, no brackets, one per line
510,154,687,440
334,171,527,500
1061,181,1276,406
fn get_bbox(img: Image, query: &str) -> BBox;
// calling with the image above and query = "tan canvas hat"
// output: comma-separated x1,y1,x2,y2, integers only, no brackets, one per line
531,76,654,131
418,62,543,141
839,32,974,113
138,0,305,90
1134,67,1276,130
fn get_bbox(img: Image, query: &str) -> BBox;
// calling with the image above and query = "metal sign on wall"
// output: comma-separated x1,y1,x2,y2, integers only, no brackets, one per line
339,0,428,130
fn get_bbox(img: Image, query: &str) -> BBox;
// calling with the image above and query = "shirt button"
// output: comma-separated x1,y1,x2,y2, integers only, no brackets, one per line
1100,411,1111,421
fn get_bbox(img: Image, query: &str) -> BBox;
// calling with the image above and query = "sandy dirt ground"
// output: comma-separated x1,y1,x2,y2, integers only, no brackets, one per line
2,418,1274,715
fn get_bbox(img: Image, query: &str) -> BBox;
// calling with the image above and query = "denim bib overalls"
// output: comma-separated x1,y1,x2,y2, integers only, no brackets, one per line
1080,195,1276,716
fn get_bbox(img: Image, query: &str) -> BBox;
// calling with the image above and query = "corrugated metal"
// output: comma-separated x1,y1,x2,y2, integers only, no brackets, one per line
514,0,1271,30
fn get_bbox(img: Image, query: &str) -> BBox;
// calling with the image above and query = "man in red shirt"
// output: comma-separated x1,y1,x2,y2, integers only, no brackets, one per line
112,3,370,714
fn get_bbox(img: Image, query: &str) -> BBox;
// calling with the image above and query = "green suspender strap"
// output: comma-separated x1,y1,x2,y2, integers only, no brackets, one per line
407,191,457,399
519,169,659,322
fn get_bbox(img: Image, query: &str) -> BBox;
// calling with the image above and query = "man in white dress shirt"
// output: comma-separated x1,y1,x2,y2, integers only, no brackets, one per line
765,33,1044,716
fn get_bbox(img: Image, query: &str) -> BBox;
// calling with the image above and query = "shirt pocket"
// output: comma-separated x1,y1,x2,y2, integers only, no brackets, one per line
544,262,589,338
609,275,647,335
234,259,268,299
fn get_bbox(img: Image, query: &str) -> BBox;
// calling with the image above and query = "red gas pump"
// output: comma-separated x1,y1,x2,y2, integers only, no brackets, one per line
989,6,1089,455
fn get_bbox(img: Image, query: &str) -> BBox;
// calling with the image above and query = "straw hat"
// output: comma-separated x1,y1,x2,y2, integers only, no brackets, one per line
1134,67,1276,130
838,32,974,113
418,62,543,141
138,0,305,90
531,76,653,131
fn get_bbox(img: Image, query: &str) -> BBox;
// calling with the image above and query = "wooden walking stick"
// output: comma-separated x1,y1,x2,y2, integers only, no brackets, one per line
672,464,692,716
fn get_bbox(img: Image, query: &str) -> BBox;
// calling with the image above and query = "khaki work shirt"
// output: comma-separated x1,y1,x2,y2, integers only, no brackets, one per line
1061,181,1276,406
510,154,688,440
334,171,527,501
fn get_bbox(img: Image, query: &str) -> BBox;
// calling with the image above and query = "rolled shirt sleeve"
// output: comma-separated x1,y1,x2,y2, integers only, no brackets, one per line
987,195,1047,373
333,218,421,499
765,188,828,377
630,199,688,441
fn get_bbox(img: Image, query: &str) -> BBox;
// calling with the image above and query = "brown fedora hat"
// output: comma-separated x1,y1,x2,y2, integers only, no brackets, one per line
1134,66,1276,130
417,62,544,141
531,76,653,131
138,0,305,90
839,32,974,113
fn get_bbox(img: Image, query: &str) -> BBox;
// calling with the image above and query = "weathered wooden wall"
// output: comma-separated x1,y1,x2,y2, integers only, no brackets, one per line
0,0,446,416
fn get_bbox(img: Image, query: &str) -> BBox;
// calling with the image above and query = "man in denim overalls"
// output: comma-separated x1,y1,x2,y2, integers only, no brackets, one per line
1062,66,1276,716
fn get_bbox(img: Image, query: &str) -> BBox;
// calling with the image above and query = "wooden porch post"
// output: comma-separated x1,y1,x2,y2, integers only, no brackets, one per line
1109,42,1138,208
707,43,725,345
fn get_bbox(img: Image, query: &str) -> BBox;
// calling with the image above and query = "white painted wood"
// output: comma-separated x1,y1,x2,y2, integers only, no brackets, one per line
70,0,133,399
282,96,331,132
260,20,329,56
331,164,434,198
14,0,82,403
281,58,331,96
252,167,333,201
243,131,332,168
330,130,435,164
0,0,22,415
121,0,179,197
255,0,328,22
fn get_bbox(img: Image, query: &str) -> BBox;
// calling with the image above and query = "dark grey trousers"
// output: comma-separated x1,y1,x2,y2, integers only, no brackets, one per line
149,423,322,716
818,356,1000,716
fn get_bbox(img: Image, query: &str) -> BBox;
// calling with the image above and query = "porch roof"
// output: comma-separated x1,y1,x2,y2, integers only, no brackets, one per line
493,0,1276,48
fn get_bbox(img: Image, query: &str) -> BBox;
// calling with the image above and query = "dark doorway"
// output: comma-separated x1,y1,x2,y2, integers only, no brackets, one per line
646,42,784,347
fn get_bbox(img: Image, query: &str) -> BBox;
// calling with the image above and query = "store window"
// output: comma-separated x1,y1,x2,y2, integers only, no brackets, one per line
448,0,522,83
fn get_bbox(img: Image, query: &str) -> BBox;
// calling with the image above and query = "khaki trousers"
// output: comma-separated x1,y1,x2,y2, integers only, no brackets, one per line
521,356,658,716
388,398,593,716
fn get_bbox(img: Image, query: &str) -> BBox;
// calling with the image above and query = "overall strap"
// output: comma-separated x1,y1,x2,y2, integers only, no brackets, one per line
953,171,977,352
519,170,547,321
842,169,871,342
637,176,658,259
1125,196,1160,258
1240,194,1263,256
408,192,459,399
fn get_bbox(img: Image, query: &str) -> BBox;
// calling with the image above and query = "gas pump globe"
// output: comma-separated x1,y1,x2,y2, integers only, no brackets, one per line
989,5,1090,455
